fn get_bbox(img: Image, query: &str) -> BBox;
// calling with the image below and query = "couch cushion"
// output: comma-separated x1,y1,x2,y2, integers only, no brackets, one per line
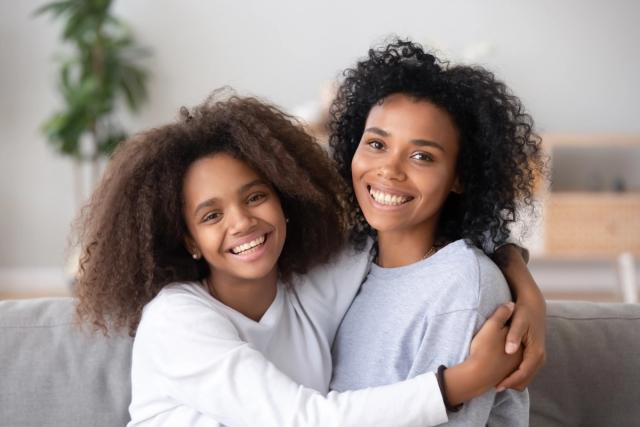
0,297,133,427
3,297,639,426
529,300,640,427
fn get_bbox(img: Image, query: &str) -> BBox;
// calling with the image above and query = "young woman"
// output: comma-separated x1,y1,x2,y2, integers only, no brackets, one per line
75,94,529,426
329,40,546,425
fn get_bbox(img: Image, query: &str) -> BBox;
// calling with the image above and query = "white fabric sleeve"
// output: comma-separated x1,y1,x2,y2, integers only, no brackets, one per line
139,293,448,427
294,241,373,337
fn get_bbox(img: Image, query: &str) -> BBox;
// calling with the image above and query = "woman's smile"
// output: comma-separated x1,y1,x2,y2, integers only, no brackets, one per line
367,184,414,208
351,93,460,237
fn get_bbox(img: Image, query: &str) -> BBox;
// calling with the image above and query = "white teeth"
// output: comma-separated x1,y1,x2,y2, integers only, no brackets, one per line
369,188,410,206
231,235,266,254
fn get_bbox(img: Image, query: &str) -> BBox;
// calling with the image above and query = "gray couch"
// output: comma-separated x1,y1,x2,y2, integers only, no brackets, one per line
1,298,639,427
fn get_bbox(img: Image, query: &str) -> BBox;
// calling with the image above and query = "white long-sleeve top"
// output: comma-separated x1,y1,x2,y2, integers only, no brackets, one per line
128,244,448,426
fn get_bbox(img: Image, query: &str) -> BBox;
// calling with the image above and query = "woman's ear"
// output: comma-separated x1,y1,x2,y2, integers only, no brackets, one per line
451,176,464,194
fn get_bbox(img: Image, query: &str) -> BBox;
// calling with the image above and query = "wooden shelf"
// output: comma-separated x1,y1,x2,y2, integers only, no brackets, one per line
537,134,640,257
542,134,640,147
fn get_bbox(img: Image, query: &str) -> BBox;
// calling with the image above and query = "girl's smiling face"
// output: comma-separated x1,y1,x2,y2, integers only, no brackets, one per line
182,153,287,286
351,93,460,239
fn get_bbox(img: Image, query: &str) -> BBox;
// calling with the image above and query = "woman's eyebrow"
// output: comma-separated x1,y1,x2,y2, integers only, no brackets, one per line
365,127,445,152
363,127,390,137
410,139,445,151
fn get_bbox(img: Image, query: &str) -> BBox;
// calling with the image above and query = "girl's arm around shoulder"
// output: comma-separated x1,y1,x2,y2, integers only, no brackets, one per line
293,239,374,333
134,284,449,427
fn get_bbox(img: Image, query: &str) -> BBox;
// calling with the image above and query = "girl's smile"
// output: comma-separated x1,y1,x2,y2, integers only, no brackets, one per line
182,153,287,287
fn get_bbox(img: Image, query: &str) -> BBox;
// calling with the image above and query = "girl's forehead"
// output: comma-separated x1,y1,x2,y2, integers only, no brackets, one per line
184,154,265,198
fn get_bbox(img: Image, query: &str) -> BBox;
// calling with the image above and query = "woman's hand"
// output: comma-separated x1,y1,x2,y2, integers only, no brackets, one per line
497,287,546,391
444,302,523,406
494,244,547,391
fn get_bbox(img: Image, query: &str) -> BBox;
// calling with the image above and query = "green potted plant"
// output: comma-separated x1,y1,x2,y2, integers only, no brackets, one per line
36,0,150,206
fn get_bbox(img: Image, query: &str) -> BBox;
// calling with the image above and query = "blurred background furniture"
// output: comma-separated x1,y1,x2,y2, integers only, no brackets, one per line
1,297,639,426
526,134,640,303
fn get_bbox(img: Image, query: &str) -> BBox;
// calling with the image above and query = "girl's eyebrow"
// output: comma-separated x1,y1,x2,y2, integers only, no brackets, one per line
238,179,268,193
193,179,268,216
364,127,445,151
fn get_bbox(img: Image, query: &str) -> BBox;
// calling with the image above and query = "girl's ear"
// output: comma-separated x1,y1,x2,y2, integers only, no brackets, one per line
452,176,464,194
184,235,201,260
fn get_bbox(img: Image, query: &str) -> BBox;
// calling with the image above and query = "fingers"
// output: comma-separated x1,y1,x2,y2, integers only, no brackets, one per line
487,302,515,330
496,362,531,391
496,344,545,391
505,309,527,354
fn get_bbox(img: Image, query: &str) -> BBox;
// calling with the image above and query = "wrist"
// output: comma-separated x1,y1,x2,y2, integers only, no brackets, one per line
436,365,463,412
516,286,546,315
443,359,488,406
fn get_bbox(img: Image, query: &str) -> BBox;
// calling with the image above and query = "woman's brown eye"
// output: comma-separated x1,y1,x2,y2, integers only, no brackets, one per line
368,141,384,150
412,152,434,162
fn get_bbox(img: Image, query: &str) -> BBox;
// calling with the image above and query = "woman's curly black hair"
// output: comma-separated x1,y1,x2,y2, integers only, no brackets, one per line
75,92,349,334
329,39,545,252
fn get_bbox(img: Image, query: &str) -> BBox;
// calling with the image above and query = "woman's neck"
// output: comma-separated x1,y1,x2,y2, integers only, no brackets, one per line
376,228,436,268
207,268,279,322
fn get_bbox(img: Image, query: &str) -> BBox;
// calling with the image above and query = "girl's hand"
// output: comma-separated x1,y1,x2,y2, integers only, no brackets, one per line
444,303,523,406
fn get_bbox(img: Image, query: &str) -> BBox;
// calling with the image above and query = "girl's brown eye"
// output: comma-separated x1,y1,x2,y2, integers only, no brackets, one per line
248,193,267,204
203,212,222,223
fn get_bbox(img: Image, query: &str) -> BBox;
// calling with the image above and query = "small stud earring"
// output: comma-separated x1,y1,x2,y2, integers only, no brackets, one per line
192,253,200,260
285,218,290,223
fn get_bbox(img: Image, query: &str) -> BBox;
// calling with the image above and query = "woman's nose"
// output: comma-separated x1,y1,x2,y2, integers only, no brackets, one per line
376,157,406,181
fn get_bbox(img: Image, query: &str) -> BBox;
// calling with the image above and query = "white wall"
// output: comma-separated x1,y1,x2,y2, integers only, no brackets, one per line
1,0,639,289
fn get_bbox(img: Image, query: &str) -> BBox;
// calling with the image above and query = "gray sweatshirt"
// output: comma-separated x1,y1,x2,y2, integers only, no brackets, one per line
331,239,529,426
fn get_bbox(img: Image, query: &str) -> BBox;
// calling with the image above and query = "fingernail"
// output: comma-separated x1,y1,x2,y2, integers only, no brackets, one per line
505,302,515,310
506,342,519,354
496,387,505,392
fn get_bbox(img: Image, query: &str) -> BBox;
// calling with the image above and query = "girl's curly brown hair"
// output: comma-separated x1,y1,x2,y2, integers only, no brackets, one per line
75,92,349,335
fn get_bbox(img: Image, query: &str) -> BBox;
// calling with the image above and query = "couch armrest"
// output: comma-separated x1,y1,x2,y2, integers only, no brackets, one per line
529,300,640,427
0,297,133,426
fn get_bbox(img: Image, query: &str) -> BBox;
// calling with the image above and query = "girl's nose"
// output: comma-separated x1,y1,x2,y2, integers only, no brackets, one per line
228,206,258,235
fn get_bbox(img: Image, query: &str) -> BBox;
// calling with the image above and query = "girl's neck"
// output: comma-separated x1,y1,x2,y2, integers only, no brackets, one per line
376,228,437,268
207,268,279,322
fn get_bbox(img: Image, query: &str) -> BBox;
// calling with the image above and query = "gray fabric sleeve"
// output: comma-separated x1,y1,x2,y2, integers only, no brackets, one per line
409,309,497,426
487,389,530,427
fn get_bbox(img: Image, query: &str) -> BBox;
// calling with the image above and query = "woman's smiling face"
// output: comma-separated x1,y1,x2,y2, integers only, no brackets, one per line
182,153,287,285
351,93,460,238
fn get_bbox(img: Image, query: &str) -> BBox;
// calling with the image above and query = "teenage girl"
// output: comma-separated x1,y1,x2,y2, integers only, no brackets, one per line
76,94,531,426
329,40,546,425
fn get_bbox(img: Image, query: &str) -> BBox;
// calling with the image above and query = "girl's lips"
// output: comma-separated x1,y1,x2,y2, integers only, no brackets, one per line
228,232,271,262
226,231,269,253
